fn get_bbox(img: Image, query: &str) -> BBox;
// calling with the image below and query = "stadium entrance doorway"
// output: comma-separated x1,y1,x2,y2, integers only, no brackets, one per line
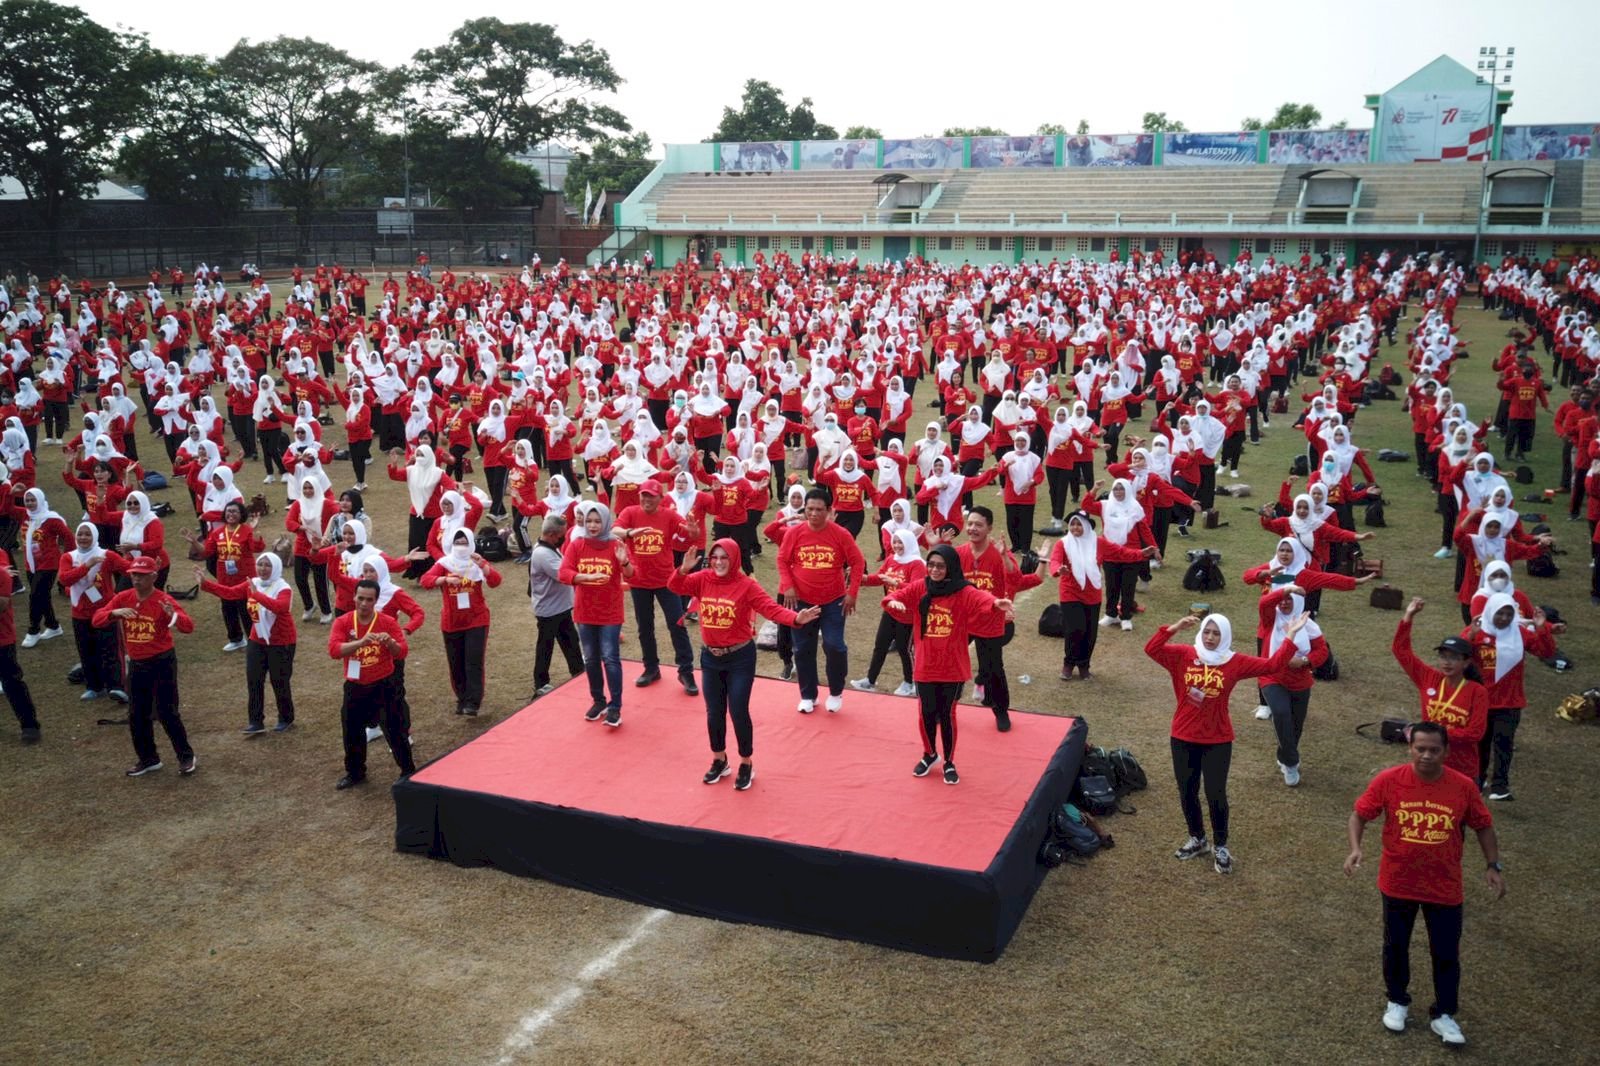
883,237,911,262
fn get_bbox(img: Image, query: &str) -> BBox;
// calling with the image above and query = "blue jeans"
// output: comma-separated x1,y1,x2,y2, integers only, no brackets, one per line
701,642,757,758
630,586,694,672
792,597,848,701
577,623,623,711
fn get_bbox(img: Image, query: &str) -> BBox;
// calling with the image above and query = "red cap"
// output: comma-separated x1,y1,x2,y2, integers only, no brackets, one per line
638,479,663,496
127,556,159,575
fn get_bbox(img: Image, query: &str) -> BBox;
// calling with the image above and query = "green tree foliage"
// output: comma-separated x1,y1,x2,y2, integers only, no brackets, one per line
710,80,838,142
841,125,882,139
1141,112,1187,133
1035,123,1068,136
0,0,158,256
1076,119,1090,135
117,53,253,219
942,126,1008,137
407,18,627,212
1242,102,1324,131
216,37,381,225
564,131,656,204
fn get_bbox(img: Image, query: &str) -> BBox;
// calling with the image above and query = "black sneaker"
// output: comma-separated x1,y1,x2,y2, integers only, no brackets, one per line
679,669,699,697
943,762,960,785
241,722,266,736
703,758,731,784
734,763,754,791
1177,526,1191,539
462,705,479,717
635,668,661,688
335,773,366,790
780,662,794,681
179,755,197,776
913,753,937,777
1173,835,1211,860
584,701,606,721
20,727,40,744
1487,789,1514,802
126,760,162,777
994,708,1012,733
273,720,295,733
604,707,622,728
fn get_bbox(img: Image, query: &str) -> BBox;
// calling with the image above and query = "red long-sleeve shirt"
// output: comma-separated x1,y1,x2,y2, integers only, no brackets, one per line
1459,622,1555,711
559,537,627,625
883,579,1006,683
1144,623,1294,744
328,609,408,684
419,561,503,632
201,577,297,644
92,589,195,660
667,550,800,647
615,505,691,590
1047,536,1146,605
57,550,129,621
1391,618,1488,779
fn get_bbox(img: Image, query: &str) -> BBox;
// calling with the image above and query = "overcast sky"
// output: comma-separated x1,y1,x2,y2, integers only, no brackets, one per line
69,0,1600,151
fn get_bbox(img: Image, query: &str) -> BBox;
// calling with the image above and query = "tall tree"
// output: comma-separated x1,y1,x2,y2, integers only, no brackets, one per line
0,0,157,259
841,125,882,139
943,126,1008,137
564,131,656,204
117,53,253,219
216,37,381,228
1141,112,1187,133
1076,119,1090,135
710,81,838,142
407,18,628,213
1035,123,1068,136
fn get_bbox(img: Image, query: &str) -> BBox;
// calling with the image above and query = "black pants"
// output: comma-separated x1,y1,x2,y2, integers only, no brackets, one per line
293,556,331,615
216,581,248,644
340,677,413,779
1046,466,1071,519
43,400,71,440
350,440,371,485
1505,417,1533,457
631,586,694,672
865,612,913,687
1169,737,1231,846
405,514,430,579
971,622,1012,714
1220,431,1244,472
25,569,58,633
1005,502,1035,551
534,611,584,689
835,509,865,542
128,651,192,766
1382,894,1463,1018
443,625,488,710
486,466,507,516
1061,600,1100,671
1197,464,1217,510
1478,707,1521,792
259,428,287,476
1069,460,1094,502
73,616,120,694
0,642,38,731
230,412,258,460
1102,560,1138,621
1263,684,1311,768
245,642,296,726
701,642,757,758
917,680,961,760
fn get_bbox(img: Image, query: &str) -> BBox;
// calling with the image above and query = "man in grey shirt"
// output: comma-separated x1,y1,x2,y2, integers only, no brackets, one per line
530,514,585,697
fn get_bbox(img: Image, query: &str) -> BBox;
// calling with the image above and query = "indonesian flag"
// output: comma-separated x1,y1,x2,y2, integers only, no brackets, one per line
1415,124,1493,163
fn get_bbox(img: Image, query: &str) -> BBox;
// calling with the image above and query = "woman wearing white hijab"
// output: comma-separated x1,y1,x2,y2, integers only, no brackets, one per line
286,477,335,623
14,487,70,645
1254,586,1329,786
200,467,244,530
13,378,42,451
1084,478,1155,631
1048,510,1155,681
1145,608,1308,875
849,528,926,697
252,374,290,483
996,430,1044,553
1452,506,1549,625
420,527,504,717
1464,591,1557,800
196,551,298,734
393,442,447,578
58,521,127,700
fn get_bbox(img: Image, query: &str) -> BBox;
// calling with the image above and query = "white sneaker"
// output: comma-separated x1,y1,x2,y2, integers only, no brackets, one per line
365,726,383,742
797,699,815,714
1149,559,1162,570
893,682,917,697
20,633,40,648
222,640,248,652
40,627,62,641
1382,1001,1408,1033
825,694,843,713
1099,615,1116,628
1120,619,1133,632
1229,469,1240,479
848,678,876,692
301,608,317,621
1213,845,1234,875
80,689,102,701
1430,1015,1466,1046
1254,705,1272,720
1432,547,1453,559
320,612,334,624
1283,763,1301,787
264,474,276,484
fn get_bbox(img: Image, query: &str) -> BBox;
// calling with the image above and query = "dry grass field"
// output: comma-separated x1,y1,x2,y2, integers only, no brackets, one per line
1,284,1597,1066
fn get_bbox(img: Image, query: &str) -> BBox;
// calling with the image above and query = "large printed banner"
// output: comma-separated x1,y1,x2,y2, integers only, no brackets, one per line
1378,89,1495,162
1163,131,1259,166
881,137,962,169
1499,124,1599,161
969,136,1056,168
1062,133,1153,167
1267,129,1371,165
719,141,791,172
798,139,878,170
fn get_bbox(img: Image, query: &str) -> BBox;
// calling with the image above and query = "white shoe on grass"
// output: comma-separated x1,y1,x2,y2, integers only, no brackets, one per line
1382,1001,1408,1032
1430,1015,1466,1046
893,682,917,697
848,678,876,692
1255,705,1272,720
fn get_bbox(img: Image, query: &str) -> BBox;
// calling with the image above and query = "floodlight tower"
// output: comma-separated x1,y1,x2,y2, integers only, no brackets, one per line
1471,46,1515,265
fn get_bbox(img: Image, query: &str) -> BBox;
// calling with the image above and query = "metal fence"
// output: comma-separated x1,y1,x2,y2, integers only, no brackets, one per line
0,220,610,282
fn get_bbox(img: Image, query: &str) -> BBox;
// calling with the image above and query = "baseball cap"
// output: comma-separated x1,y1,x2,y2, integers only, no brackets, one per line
128,556,159,575
1434,636,1473,658
638,480,663,496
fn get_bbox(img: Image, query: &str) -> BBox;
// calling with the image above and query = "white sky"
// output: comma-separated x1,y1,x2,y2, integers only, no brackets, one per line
70,0,1600,152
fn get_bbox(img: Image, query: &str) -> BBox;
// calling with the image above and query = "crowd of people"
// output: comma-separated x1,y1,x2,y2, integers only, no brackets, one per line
1,243,1594,1046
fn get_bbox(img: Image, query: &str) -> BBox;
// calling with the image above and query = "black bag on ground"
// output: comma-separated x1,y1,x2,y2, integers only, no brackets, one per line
475,527,510,562
1077,775,1118,816
1356,719,1412,743
1108,748,1148,793
1039,803,1102,867
1526,551,1559,578
1514,465,1535,485
1290,454,1310,477
1182,551,1226,592
1037,602,1063,638
1364,498,1387,527
1313,650,1339,681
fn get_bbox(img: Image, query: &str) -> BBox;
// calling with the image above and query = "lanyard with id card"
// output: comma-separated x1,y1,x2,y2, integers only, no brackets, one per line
347,614,378,680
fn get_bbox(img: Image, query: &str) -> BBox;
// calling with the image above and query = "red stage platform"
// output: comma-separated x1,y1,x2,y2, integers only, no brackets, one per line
395,660,1085,961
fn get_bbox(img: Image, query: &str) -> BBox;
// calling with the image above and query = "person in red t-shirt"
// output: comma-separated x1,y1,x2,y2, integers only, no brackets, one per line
329,578,413,789
92,555,197,777
614,480,697,693
776,488,866,714
1390,600,1488,781
1144,611,1302,874
882,544,1014,785
1346,722,1504,1046
558,502,634,725
669,539,816,791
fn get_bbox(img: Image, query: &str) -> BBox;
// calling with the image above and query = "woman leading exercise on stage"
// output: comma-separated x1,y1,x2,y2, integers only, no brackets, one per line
669,539,818,792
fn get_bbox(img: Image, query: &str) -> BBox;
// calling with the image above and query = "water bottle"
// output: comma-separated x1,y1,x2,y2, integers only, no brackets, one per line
1019,674,1032,685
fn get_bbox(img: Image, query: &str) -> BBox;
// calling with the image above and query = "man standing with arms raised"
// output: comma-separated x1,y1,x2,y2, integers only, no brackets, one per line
93,556,197,777
329,578,414,790
1345,721,1505,1047
777,487,865,714
614,479,697,696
